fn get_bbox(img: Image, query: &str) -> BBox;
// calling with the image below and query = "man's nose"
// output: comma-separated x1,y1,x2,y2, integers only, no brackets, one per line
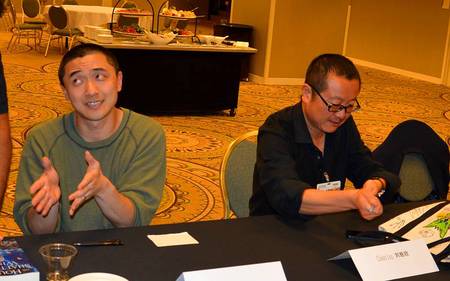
85,79,98,95
335,108,347,118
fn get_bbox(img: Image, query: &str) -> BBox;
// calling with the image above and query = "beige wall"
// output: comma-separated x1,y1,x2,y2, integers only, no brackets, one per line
346,0,449,78
231,0,349,81
232,0,450,83
269,0,348,78
231,0,271,77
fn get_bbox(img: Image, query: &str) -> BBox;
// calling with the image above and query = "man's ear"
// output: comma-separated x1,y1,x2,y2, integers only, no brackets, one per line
301,84,313,102
117,71,123,92
61,84,68,99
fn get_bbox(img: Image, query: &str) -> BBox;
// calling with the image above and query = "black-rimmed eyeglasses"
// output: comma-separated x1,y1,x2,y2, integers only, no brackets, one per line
307,83,361,113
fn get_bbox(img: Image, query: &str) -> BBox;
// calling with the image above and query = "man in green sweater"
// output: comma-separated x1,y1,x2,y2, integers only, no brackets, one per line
14,44,166,234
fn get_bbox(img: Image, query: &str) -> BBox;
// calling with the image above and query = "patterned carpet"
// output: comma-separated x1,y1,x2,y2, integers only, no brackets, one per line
0,31,449,237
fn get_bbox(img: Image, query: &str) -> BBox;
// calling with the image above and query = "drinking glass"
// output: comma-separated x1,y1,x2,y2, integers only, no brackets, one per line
39,243,78,281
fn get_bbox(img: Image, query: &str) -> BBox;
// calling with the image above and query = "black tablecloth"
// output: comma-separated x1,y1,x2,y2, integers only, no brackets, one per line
13,201,450,281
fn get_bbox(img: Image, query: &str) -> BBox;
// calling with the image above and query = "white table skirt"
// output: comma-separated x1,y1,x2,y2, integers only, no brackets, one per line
44,5,114,32
44,5,153,33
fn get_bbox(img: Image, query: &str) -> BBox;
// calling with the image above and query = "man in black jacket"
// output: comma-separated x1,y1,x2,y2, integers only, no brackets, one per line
250,54,400,220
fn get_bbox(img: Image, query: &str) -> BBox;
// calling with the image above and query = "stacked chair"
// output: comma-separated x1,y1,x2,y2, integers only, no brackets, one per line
21,0,46,25
45,5,82,57
6,0,45,51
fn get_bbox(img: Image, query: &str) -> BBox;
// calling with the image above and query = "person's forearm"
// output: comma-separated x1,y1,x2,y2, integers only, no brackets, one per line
95,183,136,227
26,203,59,234
299,189,358,215
0,114,11,205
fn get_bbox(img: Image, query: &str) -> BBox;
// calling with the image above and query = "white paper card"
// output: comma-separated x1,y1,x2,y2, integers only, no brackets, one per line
234,41,249,47
331,240,438,281
176,261,287,281
147,232,199,247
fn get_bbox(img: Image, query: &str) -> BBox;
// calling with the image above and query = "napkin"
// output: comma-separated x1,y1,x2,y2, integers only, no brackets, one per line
147,232,199,247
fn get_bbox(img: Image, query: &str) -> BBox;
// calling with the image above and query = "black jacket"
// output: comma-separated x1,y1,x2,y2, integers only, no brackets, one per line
373,119,449,200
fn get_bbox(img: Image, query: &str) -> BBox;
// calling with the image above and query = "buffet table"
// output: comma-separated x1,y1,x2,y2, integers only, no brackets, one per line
13,201,449,281
78,37,257,116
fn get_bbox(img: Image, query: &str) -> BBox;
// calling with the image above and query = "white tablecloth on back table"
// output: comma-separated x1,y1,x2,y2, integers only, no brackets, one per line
44,5,114,32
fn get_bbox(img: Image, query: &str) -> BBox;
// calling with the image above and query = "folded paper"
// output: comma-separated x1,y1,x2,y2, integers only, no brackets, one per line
147,232,199,247
329,240,438,281
176,261,287,281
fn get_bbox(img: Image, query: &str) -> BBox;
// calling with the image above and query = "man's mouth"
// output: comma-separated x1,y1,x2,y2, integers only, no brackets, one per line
86,100,102,108
329,119,342,126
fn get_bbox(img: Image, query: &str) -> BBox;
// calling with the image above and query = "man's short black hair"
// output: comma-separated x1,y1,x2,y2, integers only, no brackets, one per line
58,43,120,86
305,54,361,93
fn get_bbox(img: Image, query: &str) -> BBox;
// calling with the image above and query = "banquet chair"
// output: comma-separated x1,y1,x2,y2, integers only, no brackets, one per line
220,130,258,218
21,0,47,25
45,5,82,57
397,153,435,201
6,0,44,51
1,1,14,31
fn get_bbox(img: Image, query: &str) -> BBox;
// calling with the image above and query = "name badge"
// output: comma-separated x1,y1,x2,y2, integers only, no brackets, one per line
317,180,341,191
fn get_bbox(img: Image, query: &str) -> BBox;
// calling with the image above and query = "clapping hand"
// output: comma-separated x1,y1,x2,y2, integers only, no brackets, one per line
30,157,61,216
68,151,112,216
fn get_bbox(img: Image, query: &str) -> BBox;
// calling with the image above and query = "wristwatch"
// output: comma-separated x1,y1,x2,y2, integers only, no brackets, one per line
370,177,386,197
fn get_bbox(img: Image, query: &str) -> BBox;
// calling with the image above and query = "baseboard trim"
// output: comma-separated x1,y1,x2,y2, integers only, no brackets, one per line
347,57,443,84
249,74,304,85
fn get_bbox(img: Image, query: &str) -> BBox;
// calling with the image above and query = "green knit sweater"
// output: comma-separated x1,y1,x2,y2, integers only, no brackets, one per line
14,108,166,234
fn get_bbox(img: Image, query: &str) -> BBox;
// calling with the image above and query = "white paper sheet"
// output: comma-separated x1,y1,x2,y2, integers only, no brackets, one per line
147,232,199,247
176,261,287,281
378,202,450,262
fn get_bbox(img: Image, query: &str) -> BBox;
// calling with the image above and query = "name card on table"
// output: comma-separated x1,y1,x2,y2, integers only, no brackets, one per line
147,232,199,247
329,239,438,281
176,261,287,281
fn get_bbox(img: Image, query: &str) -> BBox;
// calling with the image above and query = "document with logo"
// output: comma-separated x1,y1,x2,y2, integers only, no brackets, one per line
378,202,450,262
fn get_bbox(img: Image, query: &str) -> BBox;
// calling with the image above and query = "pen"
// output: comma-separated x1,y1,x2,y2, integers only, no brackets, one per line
72,239,123,247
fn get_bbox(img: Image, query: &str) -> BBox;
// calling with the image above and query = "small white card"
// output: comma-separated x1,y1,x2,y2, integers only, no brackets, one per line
316,180,341,191
176,261,287,281
329,240,438,281
234,41,249,47
147,232,199,247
